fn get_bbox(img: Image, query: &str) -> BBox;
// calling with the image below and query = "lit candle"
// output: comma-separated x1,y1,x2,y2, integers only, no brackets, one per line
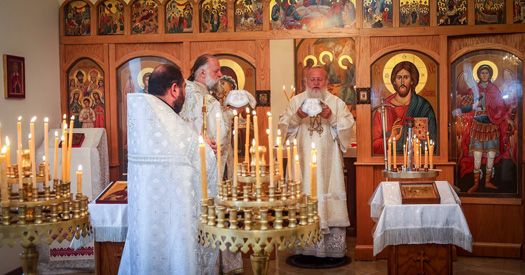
286,140,292,181
245,108,250,170
77,165,82,195
311,153,317,197
199,136,207,199
233,110,238,187
30,117,37,189
253,139,261,187
67,116,74,182
29,136,36,189
415,151,419,169
426,131,430,149
419,142,422,169
403,144,407,169
267,112,274,187
424,144,428,169
5,137,10,167
17,116,22,159
310,142,316,164
54,131,58,180
216,113,221,184
62,114,66,131
429,140,434,169
1,147,6,203
277,129,283,181
283,85,289,101
293,139,298,163
393,137,396,170
44,117,49,179
294,155,300,182
61,135,66,182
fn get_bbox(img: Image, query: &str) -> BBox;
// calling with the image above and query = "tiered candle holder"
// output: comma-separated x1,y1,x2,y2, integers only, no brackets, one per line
0,160,91,275
198,148,322,275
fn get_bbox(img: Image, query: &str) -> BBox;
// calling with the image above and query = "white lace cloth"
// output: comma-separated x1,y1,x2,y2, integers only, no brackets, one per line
370,181,472,256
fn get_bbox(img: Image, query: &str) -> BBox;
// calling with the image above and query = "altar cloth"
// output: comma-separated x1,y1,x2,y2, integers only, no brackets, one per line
370,181,472,256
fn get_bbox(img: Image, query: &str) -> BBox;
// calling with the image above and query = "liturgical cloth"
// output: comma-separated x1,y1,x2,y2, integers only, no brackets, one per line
118,93,219,275
370,181,472,256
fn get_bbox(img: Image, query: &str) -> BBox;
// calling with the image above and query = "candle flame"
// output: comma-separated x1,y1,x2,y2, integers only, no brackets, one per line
295,155,299,161
286,140,290,146
252,110,256,115
312,142,315,150
5,137,9,146
291,85,294,90
61,136,65,141
277,129,281,136
233,110,238,116
63,114,67,119
43,155,46,161
293,139,297,146
252,139,255,146
1,146,6,154
55,131,58,137
31,116,37,123
199,135,204,144
71,116,75,120
313,153,317,163
44,117,49,123
18,116,22,121
233,130,235,135
246,107,250,114
78,164,82,171
63,123,68,130
267,112,271,117
28,133,32,139
266,129,270,135
283,85,286,90
216,113,220,118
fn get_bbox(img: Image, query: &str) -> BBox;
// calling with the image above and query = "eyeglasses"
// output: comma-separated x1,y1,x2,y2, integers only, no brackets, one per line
308,77,326,82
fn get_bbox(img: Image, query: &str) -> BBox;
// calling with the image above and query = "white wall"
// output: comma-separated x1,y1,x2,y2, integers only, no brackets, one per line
0,0,60,273
270,39,295,140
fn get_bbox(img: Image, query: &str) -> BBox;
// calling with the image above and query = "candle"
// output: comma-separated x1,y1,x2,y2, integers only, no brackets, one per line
277,129,283,181
216,113,221,184
61,136,66,182
5,137,10,167
62,114,66,131
199,136,207,199
387,138,391,170
43,156,48,187
283,85,289,101
310,142,317,164
233,110,238,187
311,153,317,197
424,144,428,169
29,136,36,189
419,142,422,169
44,117,49,179
67,116,74,182
253,111,261,187
267,112,274,187
293,139,298,163
415,151,419,169
54,131,58,179
0,123,2,148
403,144,407,169
245,108,250,170
429,140,434,169
393,137,396,170
1,147,6,203
17,117,22,191
77,165,82,195
294,155,300,182
30,117,37,189
426,131,430,149
286,140,292,181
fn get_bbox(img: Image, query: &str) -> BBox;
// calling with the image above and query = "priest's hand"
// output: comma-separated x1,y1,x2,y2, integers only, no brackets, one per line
319,105,332,119
203,135,217,154
296,108,308,119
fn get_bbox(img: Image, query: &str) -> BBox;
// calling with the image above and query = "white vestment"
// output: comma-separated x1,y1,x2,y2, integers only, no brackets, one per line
118,93,219,275
278,91,354,257
179,80,228,179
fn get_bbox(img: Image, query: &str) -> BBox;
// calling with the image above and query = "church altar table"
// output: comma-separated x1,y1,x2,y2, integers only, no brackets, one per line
370,181,472,274
35,128,110,274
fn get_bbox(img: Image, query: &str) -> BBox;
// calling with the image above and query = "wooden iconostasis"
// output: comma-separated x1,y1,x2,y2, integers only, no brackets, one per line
59,0,525,261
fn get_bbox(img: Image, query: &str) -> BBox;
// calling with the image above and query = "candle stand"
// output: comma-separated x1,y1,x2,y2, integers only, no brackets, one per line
198,147,322,275
0,161,91,275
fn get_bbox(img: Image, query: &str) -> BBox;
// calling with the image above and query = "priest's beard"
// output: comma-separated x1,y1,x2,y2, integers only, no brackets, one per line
306,86,327,99
205,74,219,92
173,93,185,114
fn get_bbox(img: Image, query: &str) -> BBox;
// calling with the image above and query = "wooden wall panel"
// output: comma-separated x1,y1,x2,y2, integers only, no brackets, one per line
63,44,106,68
255,39,270,90
369,36,441,60
113,43,183,65
449,33,525,62
189,41,257,65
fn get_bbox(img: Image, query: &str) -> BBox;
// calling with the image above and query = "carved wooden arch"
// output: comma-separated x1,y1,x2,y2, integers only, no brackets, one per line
190,49,256,67
450,43,525,64
370,43,440,66
60,0,96,37
114,51,183,69
64,54,106,74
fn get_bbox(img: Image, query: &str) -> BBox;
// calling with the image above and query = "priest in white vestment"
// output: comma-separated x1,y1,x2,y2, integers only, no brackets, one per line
179,54,227,178
278,66,354,258
119,64,220,274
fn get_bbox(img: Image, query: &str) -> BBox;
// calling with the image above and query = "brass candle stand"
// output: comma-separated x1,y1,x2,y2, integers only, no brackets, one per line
198,147,322,275
0,160,91,275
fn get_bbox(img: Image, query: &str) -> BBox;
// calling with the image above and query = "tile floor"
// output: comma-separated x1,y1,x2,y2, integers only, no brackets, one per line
71,237,525,275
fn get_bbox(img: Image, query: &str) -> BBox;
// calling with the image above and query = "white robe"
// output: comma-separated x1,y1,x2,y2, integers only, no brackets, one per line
179,80,228,180
278,91,354,257
119,93,219,275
